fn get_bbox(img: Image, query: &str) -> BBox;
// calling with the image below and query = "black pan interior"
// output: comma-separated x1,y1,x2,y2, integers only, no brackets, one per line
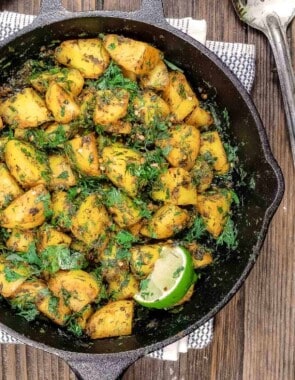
0,15,282,354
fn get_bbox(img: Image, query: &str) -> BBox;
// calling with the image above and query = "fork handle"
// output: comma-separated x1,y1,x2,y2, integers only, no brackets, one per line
264,14,295,167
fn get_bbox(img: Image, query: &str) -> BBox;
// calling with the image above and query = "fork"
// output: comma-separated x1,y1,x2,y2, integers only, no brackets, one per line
232,0,295,167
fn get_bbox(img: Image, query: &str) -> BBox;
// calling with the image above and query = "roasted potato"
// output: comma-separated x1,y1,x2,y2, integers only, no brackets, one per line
103,34,161,75
6,229,35,253
37,291,71,326
107,271,139,300
130,244,162,278
152,167,198,205
10,279,47,306
0,260,31,298
38,226,72,252
93,89,130,125
0,163,23,208
196,189,232,238
5,139,50,188
0,184,50,229
55,38,110,78
30,68,84,96
51,191,75,229
86,300,134,339
46,82,80,123
163,72,199,122
0,88,51,128
71,194,111,246
74,304,94,331
200,131,230,174
101,145,142,197
66,133,100,177
49,154,77,189
0,137,8,161
133,90,170,124
140,204,190,239
156,124,200,170
191,157,214,193
140,60,169,91
185,106,213,128
49,269,100,312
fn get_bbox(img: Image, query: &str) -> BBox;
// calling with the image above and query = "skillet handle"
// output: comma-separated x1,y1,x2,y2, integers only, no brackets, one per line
65,355,138,380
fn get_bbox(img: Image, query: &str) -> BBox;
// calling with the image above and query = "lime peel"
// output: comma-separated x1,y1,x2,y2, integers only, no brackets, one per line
134,246,195,309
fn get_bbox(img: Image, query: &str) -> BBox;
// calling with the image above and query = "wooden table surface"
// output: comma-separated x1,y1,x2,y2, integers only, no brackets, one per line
0,1,294,379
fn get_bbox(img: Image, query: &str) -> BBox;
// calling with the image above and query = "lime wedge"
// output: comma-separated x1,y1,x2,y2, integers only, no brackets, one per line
133,246,196,309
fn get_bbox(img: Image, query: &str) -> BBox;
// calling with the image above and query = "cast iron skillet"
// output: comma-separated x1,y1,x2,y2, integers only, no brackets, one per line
0,0,284,379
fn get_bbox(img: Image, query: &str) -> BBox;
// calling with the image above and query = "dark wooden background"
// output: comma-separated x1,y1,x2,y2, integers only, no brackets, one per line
0,1,294,379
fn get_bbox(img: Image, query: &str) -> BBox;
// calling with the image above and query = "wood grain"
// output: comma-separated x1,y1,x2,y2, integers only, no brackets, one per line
0,1,294,379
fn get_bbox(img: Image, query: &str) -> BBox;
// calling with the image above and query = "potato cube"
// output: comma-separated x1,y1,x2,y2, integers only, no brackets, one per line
0,164,23,208
6,229,35,253
186,106,213,128
93,89,129,125
200,131,230,174
140,60,169,91
133,90,170,124
48,154,77,189
130,244,162,278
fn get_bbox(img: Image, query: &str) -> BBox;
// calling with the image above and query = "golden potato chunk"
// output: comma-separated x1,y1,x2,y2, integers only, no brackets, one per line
186,106,213,128
71,194,111,246
102,145,142,197
133,90,170,124
6,229,35,253
101,120,132,135
51,191,75,230
46,83,80,123
30,68,84,96
104,34,161,75
196,190,232,238
0,261,31,298
99,244,129,282
86,300,134,339
11,279,47,304
0,88,51,128
0,137,8,161
130,244,162,278
191,157,214,193
49,155,77,189
38,227,71,252
140,204,189,239
49,270,100,312
105,188,142,228
37,292,71,326
200,131,230,174
5,139,50,188
55,38,110,78
152,167,197,205
93,89,129,125
44,122,73,142
140,60,169,91
0,164,23,209
156,124,200,170
66,133,100,177
0,184,50,229
163,72,198,122
107,271,139,301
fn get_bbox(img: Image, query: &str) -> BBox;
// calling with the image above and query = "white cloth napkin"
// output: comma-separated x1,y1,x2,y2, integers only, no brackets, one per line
0,11,255,361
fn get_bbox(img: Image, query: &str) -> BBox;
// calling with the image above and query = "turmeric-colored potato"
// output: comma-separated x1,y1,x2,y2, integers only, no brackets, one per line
38,227,71,252
48,154,77,189
86,300,134,339
105,188,142,228
199,131,230,174
0,137,8,161
104,34,161,75
10,279,47,305
93,89,130,125
0,88,51,128
55,38,110,78
0,184,50,229
196,190,232,238
45,122,73,142
51,191,74,230
66,133,100,177
140,204,190,239
121,67,137,81
185,106,213,128
99,244,129,282
6,229,35,253
30,68,84,96
156,124,200,170
163,72,199,122
49,270,100,312
74,304,94,331
5,139,50,188
37,292,71,326
0,261,31,297
130,244,162,278
0,164,23,208
152,167,197,205
140,60,169,91
46,82,80,123
133,90,170,124
71,194,111,246
191,157,214,193
101,120,132,135
107,272,139,301
101,145,142,197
